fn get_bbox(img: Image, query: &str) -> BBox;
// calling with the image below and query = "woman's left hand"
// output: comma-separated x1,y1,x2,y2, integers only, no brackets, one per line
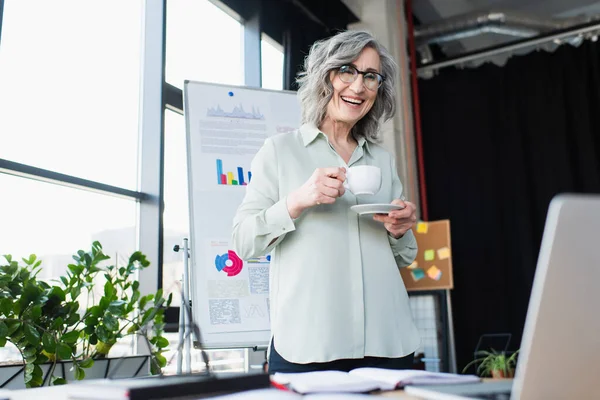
373,199,417,239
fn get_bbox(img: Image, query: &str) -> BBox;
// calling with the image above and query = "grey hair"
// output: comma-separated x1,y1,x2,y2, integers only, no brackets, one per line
296,30,398,141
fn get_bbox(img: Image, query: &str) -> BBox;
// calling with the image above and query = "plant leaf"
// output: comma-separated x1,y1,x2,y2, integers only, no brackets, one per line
30,365,44,387
79,357,94,369
24,324,40,345
23,346,37,359
52,377,67,386
68,263,84,275
56,343,72,360
49,286,66,302
139,295,149,310
88,305,102,318
24,362,34,385
30,304,42,320
19,282,42,308
74,365,85,380
0,321,8,338
0,298,12,316
131,289,140,304
25,254,36,265
103,314,118,331
61,331,80,344
71,286,81,301
104,281,115,299
156,336,169,349
66,312,80,326
51,317,64,330
155,353,167,367
107,300,126,315
6,320,20,336
35,353,49,365
96,325,110,343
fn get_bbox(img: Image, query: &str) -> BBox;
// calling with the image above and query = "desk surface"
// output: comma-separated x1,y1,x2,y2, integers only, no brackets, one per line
7,377,507,399
5,385,422,399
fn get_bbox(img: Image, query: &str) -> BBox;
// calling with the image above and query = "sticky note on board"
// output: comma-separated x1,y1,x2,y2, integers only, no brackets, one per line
424,249,435,261
411,268,425,281
427,265,442,281
416,222,429,234
437,247,451,260
407,261,418,270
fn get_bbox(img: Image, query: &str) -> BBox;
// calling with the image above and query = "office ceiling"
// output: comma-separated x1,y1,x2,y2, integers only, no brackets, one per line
412,0,600,57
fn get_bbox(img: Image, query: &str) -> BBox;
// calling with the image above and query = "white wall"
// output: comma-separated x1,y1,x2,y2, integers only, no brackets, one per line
344,0,421,216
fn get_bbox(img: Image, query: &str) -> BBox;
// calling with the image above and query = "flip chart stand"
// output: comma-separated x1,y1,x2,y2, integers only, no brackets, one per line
173,239,193,374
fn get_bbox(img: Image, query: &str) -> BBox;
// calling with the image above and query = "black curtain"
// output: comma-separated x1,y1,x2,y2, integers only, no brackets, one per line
418,40,600,372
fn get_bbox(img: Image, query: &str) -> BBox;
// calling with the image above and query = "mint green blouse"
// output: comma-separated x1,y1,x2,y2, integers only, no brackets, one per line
232,123,421,363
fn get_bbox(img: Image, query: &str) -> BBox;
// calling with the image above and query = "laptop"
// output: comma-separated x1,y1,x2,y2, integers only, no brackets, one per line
405,194,600,400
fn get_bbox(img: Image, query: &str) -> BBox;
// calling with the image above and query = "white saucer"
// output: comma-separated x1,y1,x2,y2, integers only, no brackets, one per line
350,203,405,215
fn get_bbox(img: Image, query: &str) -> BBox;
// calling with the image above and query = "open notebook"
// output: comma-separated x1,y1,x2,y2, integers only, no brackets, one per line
271,368,480,394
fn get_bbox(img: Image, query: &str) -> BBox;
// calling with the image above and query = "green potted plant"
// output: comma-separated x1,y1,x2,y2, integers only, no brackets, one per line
0,241,172,388
462,349,519,379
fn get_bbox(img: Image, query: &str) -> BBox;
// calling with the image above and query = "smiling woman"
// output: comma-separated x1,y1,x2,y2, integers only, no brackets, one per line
296,30,398,144
231,30,421,374
324,47,382,149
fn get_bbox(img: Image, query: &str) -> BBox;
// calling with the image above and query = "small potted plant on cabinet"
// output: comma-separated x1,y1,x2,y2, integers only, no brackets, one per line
462,349,519,379
0,241,172,388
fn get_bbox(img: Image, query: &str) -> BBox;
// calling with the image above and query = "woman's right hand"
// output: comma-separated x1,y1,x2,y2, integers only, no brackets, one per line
286,167,347,219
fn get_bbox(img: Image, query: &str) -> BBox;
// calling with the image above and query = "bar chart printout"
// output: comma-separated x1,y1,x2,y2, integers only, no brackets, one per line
216,159,252,186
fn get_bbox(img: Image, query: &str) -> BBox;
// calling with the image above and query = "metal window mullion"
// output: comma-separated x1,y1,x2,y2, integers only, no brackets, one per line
0,0,5,46
138,0,166,295
0,159,145,201
165,83,183,114
243,0,261,87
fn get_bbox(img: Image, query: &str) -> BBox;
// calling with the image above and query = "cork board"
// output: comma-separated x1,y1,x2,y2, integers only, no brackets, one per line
401,220,454,291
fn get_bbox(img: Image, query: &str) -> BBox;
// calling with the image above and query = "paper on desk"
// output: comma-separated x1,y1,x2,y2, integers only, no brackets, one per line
205,390,374,400
349,368,481,387
272,368,480,394
203,388,301,399
272,370,393,393
305,395,374,399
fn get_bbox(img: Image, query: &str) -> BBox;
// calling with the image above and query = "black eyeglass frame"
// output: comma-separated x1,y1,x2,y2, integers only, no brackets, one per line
336,65,386,89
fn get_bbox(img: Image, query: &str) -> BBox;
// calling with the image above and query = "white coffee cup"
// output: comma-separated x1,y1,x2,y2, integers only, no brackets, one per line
343,165,382,195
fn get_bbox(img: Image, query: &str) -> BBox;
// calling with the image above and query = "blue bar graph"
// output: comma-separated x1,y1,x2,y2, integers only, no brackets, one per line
216,159,224,184
237,167,245,185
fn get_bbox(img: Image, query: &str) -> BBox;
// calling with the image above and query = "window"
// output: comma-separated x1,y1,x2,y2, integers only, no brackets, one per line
0,173,137,280
0,0,143,190
261,34,284,91
166,0,243,89
0,173,138,361
163,110,189,301
410,294,445,372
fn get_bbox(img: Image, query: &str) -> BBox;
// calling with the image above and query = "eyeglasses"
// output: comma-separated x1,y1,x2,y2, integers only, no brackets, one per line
336,65,385,90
